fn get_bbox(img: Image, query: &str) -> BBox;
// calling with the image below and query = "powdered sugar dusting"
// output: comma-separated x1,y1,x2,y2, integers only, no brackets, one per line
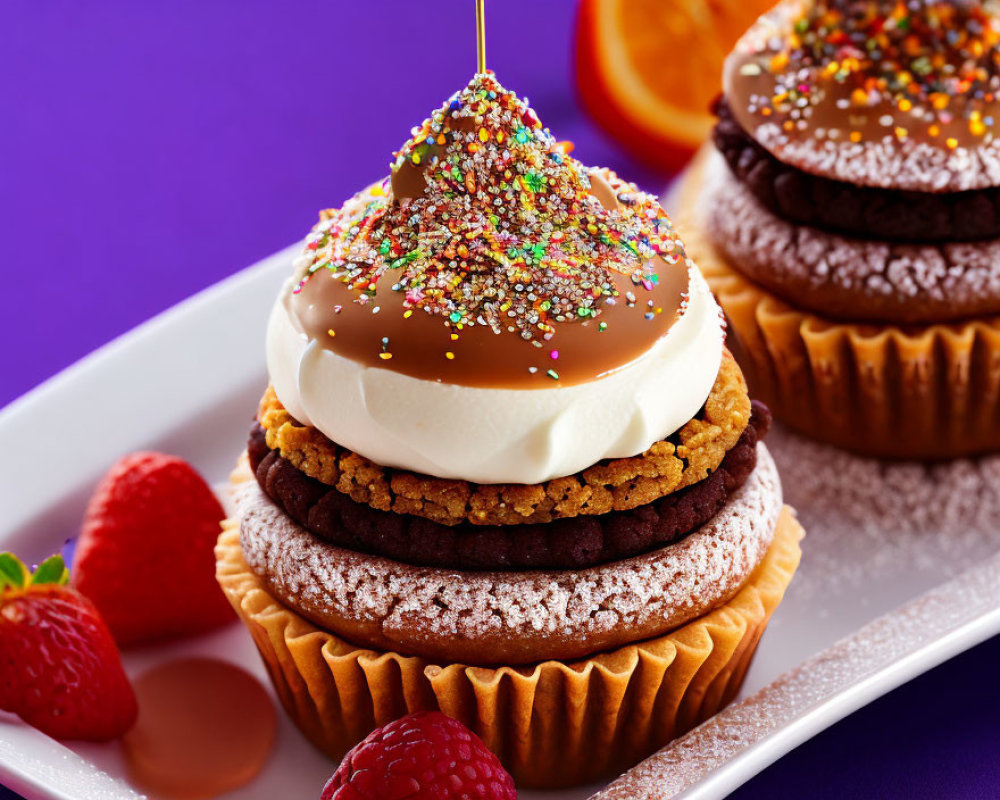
594,539,1000,800
592,424,1000,799
236,446,782,652
703,151,1000,320
768,425,1000,601
753,121,1000,193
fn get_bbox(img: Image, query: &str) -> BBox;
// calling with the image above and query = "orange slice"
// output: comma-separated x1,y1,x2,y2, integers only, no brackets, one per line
575,0,776,170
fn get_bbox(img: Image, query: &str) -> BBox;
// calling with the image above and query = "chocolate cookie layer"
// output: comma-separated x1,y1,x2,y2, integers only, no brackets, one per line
234,445,785,665
247,403,770,571
713,98,1000,243
703,150,1000,324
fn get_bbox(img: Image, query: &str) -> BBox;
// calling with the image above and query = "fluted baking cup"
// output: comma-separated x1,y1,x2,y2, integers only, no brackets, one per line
676,147,1000,460
216,495,801,788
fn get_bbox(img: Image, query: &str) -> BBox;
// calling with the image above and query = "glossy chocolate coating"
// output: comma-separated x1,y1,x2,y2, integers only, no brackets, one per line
289,74,694,389
725,2,1000,158
290,251,688,388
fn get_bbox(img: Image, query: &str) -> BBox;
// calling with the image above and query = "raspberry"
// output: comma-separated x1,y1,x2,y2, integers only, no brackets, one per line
321,711,516,800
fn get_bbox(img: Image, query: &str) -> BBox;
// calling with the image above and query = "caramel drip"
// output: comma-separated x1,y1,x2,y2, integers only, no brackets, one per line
122,658,276,800
290,253,688,388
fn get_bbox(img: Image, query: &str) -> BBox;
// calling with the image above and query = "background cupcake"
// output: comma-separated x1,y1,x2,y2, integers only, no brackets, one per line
676,0,1000,459
217,72,803,787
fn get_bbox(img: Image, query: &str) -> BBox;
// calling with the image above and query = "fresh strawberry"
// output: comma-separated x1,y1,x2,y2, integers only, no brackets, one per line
322,711,517,800
0,553,137,741
73,452,234,646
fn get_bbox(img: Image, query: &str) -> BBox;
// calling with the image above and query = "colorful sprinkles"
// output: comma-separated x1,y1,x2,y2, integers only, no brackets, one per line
294,73,686,357
741,0,1000,144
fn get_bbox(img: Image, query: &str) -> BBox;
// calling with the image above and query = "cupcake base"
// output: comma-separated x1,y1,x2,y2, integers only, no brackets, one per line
675,146,1000,460
215,497,802,788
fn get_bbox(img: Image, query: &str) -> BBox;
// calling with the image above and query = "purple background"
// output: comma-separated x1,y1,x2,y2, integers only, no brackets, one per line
1,1,998,797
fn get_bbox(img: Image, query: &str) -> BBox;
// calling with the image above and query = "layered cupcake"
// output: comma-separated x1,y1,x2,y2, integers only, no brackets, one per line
676,0,1000,458
216,73,802,787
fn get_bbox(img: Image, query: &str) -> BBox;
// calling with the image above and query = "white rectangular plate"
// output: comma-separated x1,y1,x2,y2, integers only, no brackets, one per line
2,245,999,800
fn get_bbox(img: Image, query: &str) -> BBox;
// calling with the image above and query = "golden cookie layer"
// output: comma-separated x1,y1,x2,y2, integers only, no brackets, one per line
258,352,751,527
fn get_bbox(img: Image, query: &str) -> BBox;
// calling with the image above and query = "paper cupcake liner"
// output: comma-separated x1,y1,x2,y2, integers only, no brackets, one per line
676,147,1000,460
216,499,802,788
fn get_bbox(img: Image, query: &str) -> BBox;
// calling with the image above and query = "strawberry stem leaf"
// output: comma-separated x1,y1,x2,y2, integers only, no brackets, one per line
0,553,30,590
31,555,69,587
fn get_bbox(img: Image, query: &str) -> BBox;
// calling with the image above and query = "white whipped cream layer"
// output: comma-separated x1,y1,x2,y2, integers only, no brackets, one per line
266,263,724,484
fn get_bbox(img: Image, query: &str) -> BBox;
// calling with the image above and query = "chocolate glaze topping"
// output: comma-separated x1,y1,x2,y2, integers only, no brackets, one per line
726,0,1000,169
291,254,687,388
286,73,692,388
